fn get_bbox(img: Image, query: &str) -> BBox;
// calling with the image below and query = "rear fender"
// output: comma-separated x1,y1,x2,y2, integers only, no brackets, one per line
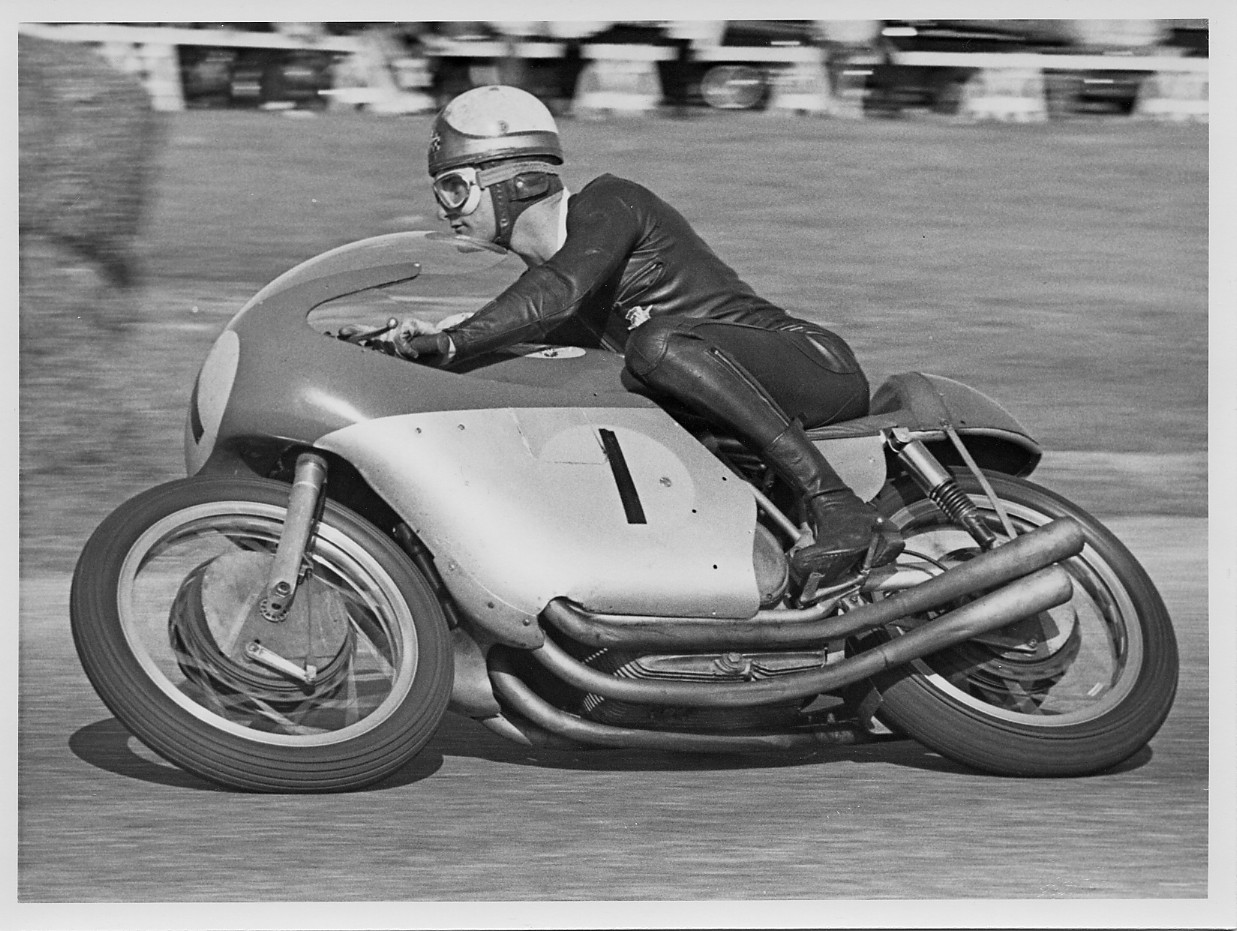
870,372,1043,477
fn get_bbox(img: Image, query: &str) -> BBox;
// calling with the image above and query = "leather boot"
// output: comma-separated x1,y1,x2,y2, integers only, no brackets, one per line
763,422,902,582
628,332,900,580
793,489,885,581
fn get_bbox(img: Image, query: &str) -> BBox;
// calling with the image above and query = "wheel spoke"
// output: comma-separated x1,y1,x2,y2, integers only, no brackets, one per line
245,697,323,735
997,678,1045,715
112,497,421,746
883,477,1149,728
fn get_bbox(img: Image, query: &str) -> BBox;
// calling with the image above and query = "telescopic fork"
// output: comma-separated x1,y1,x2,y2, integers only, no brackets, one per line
260,452,328,622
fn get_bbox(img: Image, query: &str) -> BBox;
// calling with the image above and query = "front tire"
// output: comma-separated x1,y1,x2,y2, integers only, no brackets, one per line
71,477,453,792
867,470,1178,777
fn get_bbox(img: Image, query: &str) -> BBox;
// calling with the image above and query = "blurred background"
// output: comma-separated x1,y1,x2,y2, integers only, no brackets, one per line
17,18,1208,575
19,18,1211,118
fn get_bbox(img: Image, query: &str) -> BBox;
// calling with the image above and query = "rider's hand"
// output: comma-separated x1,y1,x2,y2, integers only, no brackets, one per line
399,332,454,364
377,317,438,357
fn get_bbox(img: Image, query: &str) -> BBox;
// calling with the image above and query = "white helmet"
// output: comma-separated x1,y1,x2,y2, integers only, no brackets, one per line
427,85,563,175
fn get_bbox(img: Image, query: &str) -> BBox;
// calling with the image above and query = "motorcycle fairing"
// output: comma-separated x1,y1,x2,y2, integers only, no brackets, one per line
317,406,763,648
186,235,658,478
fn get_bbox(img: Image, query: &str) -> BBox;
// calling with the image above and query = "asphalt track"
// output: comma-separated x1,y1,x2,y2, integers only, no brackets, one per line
17,516,1209,914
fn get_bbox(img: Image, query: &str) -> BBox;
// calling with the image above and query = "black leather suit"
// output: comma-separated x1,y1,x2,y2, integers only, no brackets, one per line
445,174,870,465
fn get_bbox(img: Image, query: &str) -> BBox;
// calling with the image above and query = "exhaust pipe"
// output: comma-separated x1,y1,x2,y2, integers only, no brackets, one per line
531,564,1074,709
489,650,872,754
543,518,1085,651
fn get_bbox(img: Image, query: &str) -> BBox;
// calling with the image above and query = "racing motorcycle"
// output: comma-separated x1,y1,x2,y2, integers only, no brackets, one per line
70,231,1179,792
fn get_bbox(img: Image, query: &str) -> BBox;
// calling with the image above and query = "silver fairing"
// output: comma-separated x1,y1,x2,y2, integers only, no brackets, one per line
318,406,762,631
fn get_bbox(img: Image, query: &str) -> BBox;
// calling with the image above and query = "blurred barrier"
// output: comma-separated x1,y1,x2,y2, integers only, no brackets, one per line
1134,71,1208,122
572,44,670,116
694,46,831,116
323,28,434,114
959,68,1049,122
96,40,184,111
17,24,1210,123
19,22,362,113
19,21,361,52
825,56,878,120
890,49,1208,73
425,37,567,90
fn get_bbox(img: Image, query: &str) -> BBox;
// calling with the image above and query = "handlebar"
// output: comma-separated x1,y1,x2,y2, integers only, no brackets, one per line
337,317,400,345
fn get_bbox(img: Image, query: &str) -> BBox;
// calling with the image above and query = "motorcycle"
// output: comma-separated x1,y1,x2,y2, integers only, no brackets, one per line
70,231,1179,792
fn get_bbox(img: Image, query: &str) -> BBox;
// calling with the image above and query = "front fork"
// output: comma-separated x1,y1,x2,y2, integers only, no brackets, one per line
259,452,328,621
885,428,1000,550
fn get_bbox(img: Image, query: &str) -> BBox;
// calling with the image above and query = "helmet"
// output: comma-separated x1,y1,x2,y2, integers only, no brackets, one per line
428,85,563,176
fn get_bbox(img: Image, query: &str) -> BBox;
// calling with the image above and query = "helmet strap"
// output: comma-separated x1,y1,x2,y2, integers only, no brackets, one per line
488,170,563,250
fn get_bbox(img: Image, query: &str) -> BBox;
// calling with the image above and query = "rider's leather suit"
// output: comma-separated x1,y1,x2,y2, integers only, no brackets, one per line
444,174,871,442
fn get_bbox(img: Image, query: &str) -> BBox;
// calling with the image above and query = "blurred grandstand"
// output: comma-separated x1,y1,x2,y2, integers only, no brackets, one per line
18,19,1209,120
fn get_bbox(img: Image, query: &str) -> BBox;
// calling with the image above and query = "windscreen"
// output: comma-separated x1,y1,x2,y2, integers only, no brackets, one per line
303,232,527,336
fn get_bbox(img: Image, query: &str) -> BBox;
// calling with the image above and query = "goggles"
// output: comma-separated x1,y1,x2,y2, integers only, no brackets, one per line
431,166,483,217
431,160,562,218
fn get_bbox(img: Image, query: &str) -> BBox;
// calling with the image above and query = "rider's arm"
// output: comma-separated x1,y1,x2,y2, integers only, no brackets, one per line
443,184,643,361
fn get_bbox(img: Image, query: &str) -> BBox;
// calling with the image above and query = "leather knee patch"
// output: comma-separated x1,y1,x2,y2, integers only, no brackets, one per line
624,319,687,379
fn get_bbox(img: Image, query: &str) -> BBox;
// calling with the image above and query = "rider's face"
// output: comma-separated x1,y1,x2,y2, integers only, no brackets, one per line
438,184,497,242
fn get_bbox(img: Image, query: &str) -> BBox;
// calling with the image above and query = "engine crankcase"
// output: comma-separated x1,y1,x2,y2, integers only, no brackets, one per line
580,648,830,729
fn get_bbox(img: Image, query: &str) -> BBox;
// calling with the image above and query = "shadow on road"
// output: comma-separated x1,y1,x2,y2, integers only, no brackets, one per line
416,713,1156,778
416,713,978,775
68,717,447,792
70,712,1154,792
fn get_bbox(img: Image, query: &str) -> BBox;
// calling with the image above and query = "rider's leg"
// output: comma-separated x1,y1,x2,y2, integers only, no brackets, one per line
625,318,898,580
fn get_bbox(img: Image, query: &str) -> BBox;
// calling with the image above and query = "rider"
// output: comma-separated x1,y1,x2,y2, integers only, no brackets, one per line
393,84,899,583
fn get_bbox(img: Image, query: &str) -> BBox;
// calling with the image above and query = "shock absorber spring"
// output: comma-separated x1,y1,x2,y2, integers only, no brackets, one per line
927,480,998,549
891,434,998,550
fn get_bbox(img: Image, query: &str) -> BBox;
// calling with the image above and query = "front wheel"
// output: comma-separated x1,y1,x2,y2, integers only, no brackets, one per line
866,470,1178,777
71,477,453,792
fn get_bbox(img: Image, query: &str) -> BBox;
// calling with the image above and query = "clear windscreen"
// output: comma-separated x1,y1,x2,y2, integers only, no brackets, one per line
302,232,527,336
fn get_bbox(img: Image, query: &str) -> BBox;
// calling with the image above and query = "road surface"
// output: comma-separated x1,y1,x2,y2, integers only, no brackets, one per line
17,516,1213,920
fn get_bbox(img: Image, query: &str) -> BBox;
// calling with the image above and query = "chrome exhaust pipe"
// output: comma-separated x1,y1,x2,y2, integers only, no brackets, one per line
543,518,1085,651
489,650,871,753
531,564,1074,709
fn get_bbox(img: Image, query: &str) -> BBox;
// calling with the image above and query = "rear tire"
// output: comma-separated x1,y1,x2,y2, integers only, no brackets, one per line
866,471,1178,777
71,477,453,792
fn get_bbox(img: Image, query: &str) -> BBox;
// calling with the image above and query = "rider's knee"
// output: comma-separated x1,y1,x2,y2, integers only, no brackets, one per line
624,317,691,379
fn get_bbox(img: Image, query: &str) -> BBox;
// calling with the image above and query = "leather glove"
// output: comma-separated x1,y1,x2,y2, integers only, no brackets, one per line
337,317,455,363
398,331,454,364
374,317,436,358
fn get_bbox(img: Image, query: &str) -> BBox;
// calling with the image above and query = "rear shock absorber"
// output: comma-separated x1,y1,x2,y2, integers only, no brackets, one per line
887,430,999,550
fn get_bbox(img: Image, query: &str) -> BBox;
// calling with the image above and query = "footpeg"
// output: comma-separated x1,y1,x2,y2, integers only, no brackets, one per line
794,564,865,607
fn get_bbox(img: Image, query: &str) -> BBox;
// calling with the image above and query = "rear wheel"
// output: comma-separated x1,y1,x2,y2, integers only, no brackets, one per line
866,470,1178,776
71,477,452,792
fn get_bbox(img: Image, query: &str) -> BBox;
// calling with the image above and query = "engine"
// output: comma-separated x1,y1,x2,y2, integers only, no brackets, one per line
580,648,832,730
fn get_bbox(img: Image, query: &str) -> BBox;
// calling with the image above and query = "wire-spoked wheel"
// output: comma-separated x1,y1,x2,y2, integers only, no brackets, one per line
70,477,452,792
866,470,1178,777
